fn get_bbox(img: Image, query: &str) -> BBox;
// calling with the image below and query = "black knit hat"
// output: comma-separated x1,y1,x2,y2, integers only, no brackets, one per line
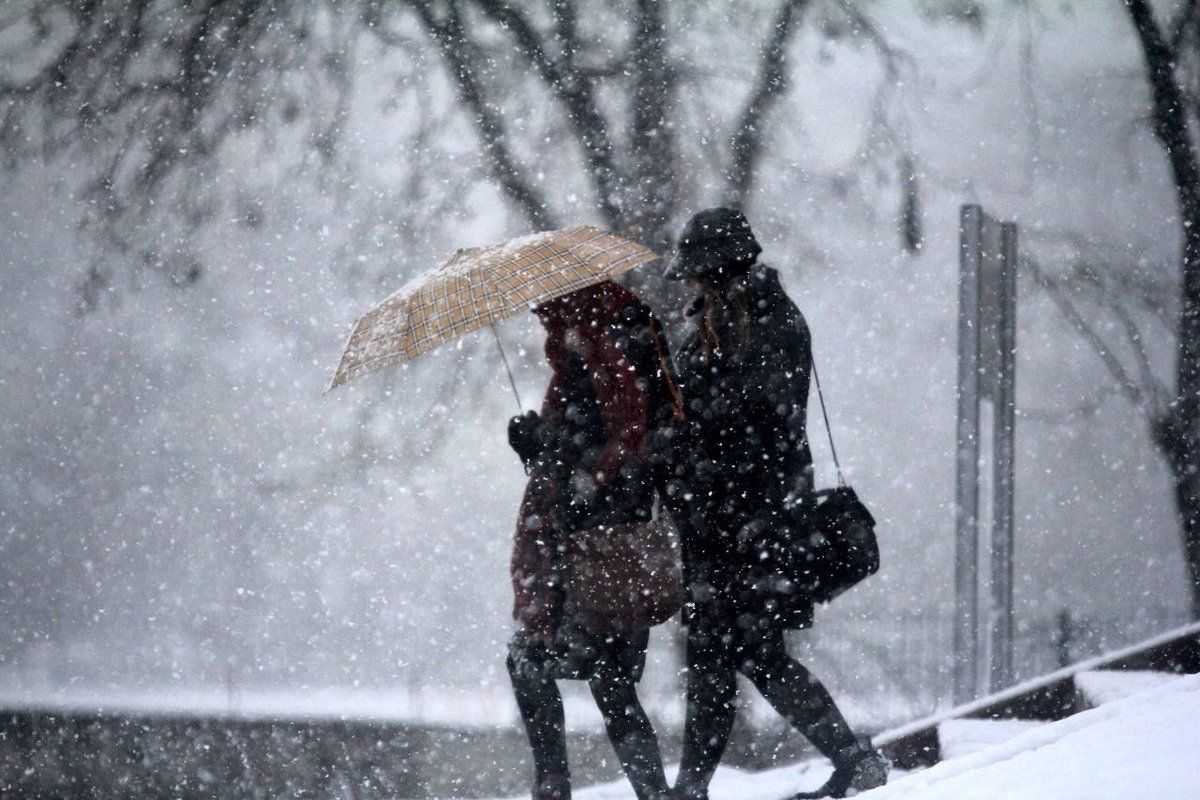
664,207,762,281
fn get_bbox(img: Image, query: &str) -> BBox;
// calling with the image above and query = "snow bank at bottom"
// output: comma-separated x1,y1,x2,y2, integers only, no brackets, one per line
497,760,844,800
512,673,1200,800
860,672,1200,800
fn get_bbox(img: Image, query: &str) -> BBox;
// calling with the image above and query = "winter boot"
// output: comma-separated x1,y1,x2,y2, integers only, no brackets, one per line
610,731,673,800
533,772,570,800
671,783,708,800
792,747,889,799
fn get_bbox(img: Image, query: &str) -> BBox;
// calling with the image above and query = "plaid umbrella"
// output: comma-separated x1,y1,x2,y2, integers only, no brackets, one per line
327,226,660,394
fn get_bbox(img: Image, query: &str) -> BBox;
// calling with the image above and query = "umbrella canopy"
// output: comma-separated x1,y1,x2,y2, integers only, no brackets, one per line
327,226,660,391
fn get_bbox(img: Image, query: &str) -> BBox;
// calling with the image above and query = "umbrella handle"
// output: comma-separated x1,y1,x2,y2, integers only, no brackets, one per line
490,323,524,414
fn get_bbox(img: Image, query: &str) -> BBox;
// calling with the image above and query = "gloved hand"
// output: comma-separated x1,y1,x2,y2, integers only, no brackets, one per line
508,410,545,467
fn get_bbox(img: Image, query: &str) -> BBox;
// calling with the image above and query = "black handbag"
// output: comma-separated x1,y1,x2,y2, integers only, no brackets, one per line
797,359,881,603
806,485,879,602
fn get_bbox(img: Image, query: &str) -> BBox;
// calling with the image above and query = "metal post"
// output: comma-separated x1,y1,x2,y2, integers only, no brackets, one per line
989,222,1018,691
954,205,983,705
490,322,525,413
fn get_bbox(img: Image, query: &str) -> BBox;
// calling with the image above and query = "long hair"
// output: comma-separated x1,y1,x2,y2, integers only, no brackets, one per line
698,283,751,357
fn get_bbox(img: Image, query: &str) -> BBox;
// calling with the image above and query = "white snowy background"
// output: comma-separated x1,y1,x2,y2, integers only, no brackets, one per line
0,2,1190,734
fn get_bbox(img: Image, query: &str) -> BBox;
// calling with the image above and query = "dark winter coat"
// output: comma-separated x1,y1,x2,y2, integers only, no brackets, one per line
510,282,678,637
666,264,816,630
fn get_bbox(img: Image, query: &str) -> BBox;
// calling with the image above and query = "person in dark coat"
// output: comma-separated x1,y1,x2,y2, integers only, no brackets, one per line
663,209,889,800
506,280,677,800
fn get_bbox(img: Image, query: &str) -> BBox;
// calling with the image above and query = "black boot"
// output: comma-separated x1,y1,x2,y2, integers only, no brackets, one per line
589,675,672,800
674,629,738,800
609,729,673,800
672,779,710,800
509,651,572,800
792,747,889,799
534,772,571,800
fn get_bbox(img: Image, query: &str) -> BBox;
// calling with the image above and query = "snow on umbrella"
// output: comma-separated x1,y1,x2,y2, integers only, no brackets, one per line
327,226,660,399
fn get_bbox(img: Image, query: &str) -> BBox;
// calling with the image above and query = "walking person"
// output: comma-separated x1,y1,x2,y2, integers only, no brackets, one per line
505,280,680,800
662,209,889,800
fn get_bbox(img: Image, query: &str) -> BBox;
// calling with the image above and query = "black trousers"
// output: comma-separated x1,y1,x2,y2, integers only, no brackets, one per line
507,630,669,800
675,616,862,799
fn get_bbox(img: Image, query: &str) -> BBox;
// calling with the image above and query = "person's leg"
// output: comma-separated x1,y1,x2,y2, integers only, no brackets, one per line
508,650,571,800
587,664,670,800
674,622,739,800
738,629,860,764
740,629,888,798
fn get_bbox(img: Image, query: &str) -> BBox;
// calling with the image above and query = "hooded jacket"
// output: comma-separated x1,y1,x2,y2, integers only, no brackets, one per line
667,264,816,629
510,281,677,636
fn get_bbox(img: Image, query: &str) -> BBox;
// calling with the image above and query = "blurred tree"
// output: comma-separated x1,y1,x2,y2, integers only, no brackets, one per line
0,1,915,685
0,1,913,288
898,152,923,253
0,1,364,305
379,0,913,256
1124,0,1200,617
1031,0,1200,618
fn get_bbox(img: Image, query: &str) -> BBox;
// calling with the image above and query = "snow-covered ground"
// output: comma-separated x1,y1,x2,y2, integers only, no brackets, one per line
1073,669,1181,706
519,672,1200,800
863,673,1200,800
934,718,1041,761
496,760,847,800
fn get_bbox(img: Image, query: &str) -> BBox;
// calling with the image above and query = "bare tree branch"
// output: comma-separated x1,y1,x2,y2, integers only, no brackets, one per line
725,0,809,208
468,0,625,231
1088,263,1172,411
404,0,558,231
1170,0,1200,52
626,0,678,251
1020,385,1123,425
3,0,817,293
1119,0,1200,615
830,0,923,253
1024,254,1155,420
1126,0,1200,231
835,0,914,82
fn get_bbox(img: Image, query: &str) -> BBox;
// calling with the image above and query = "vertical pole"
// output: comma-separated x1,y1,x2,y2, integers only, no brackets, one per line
990,222,1018,691
954,205,983,705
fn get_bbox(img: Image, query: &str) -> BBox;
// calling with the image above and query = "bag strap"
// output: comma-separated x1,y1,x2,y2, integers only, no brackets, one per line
811,355,846,488
648,322,686,421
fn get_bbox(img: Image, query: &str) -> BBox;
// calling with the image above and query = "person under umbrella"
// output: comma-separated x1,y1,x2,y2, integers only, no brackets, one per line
329,228,678,800
662,209,889,800
506,280,679,800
